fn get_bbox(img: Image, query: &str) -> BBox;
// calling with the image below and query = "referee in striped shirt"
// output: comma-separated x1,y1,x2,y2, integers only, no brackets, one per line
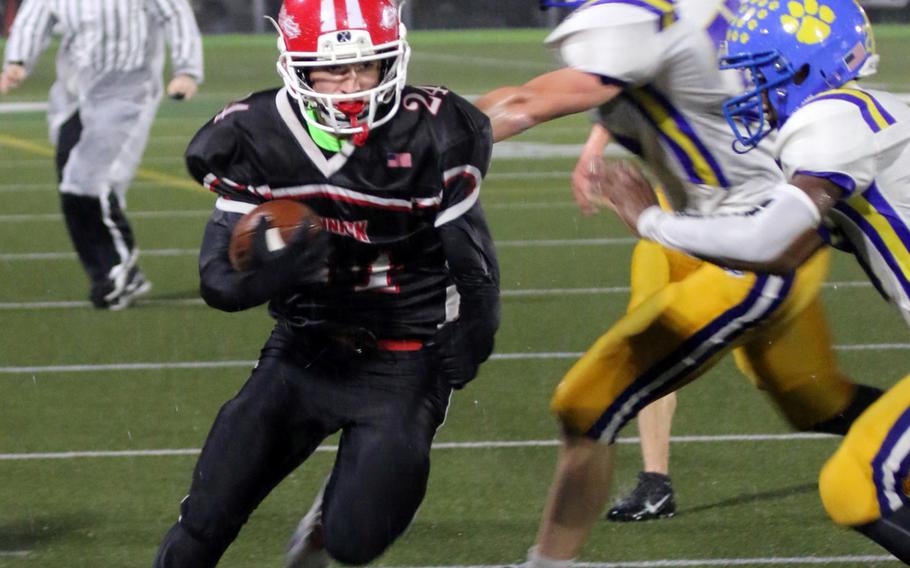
1,0,203,309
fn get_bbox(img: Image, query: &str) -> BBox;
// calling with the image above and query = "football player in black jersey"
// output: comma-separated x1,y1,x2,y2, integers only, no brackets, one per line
153,1,500,566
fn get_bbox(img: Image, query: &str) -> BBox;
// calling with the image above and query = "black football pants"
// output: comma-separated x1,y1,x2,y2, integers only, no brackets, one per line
154,325,452,567
56,112,136,299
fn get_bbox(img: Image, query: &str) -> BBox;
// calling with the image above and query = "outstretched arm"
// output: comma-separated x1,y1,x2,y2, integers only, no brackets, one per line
474,68,622,142
600,162,836,274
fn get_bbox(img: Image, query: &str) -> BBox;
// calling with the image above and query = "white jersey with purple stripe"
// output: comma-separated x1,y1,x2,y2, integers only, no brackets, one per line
777,84,910,323
547,0,785,214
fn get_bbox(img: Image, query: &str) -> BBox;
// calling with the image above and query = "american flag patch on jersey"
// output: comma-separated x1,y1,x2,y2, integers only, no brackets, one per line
387,152,412,168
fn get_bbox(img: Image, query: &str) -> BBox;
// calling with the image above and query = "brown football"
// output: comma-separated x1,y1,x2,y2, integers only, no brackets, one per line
228,200,322,272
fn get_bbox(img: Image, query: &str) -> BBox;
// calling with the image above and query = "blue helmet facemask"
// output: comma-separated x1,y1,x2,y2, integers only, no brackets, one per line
718,0,878,152
539,0,588,8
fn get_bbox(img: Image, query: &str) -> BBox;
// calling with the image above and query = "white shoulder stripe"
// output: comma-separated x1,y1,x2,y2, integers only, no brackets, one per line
880,426,910,512
215,197,256,214
435,165,482,227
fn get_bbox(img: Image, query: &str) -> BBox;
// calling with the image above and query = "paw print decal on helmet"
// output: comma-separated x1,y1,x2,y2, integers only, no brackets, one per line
781,0,836,44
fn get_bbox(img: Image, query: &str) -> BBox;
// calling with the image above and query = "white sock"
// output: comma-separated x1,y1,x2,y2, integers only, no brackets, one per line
526,546,574,568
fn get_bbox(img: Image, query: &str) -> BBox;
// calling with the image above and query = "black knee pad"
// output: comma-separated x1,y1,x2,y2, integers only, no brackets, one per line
325,537,389,566
153,522,224,568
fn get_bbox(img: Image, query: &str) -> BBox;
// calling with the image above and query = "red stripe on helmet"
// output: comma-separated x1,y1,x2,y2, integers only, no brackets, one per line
333,0,348,30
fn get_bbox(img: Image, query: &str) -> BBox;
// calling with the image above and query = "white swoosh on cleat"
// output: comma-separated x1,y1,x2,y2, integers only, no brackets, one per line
643,494,671,515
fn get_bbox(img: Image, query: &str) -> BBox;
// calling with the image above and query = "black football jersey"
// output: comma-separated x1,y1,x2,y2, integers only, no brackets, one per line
187,86,493,340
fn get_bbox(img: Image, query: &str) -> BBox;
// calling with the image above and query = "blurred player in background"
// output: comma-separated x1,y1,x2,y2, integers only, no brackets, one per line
0,0,203,309
595,0,910,560
571,120,678,522
474,0,884,563
153,0,500,566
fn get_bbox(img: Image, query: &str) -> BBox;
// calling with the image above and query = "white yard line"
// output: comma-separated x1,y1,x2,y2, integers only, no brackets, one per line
0,239,639,262
4,91,910,115
0,172,574,190
492,142,630,160
0,343,904,375
0,210,211,222
0,282,874,311
0,433,840,461
0,180,163,192
0,201,578,223
416,52,554,71
0,141,624,165
490,143,623,160
0,248,193,261
391,558,898,568
573,560,899,567
0,236,901,259
0,102,47,113
0,298,207,310
0,156,184,167
487,171,573,180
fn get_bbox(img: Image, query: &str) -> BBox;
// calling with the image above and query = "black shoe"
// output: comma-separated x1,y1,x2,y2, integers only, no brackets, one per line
91,266,152,310
606,471,676,522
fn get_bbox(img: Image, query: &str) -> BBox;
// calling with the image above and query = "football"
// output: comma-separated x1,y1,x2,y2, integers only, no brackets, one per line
228,200,322,272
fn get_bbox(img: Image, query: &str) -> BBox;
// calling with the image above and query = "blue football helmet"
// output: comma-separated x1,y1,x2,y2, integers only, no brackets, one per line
719,0,878,151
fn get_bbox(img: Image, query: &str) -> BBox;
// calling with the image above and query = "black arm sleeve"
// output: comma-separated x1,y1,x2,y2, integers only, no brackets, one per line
198,209,280,312
437,201,501,362
184,104,264,204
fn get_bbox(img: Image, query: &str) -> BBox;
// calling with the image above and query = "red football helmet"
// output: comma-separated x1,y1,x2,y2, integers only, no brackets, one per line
272,0,410,141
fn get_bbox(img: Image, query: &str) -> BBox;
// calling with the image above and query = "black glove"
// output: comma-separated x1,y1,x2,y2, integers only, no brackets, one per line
428,322,481,390
249,216,331,292
428,305,498,390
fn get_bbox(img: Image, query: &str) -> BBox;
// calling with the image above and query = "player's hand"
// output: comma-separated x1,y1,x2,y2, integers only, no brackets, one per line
167,74,198,101
595,160,659,237
428,322,485,390
0,64,27,95
250,217,331,287
571,152,606,217
428,295,498,390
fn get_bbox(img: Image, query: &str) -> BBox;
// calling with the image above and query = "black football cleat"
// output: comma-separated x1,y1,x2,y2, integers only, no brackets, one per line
606,471,676,522
92,266,152,310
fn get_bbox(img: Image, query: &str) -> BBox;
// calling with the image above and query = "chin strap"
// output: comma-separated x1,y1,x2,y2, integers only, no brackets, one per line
336,101,370,146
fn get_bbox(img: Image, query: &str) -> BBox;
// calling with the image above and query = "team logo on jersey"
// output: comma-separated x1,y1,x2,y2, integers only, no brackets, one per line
322,218,370,243
279,5,301,40
781,0,836,44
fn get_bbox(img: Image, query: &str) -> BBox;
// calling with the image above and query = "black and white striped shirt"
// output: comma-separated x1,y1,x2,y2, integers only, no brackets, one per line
4,0,203,80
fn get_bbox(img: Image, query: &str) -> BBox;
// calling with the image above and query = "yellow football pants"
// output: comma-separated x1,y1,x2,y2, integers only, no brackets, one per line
552,241,856,441
820,374,910,526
